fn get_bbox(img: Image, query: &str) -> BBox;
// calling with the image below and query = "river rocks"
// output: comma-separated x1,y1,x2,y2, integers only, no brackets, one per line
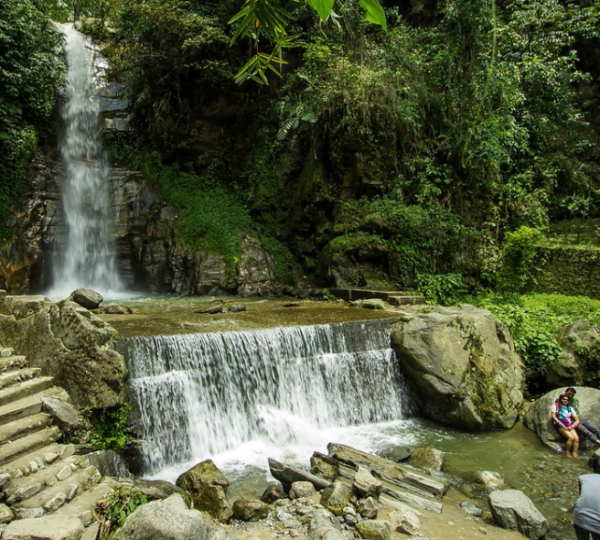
269,458,331,492
309,508,346,539
3,515,84,540
176,460,232,523
260,483,286,504
320,482,353,516
70,288,103,309
41,395,83,435
389,505,421,535
524,386,600,449
390,304,524,431
232,498,270,521
408,447,445,473
356,519,391,540
353,467,382,499
113,493,229,540
488,489,549,539
0,294,127,409
546,320,600,387
290,481,317,499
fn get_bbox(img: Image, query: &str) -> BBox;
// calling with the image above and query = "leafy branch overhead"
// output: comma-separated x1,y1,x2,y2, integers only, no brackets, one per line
229,0,387,84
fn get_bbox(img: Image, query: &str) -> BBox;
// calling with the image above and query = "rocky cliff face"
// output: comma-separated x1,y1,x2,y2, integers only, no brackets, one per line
0,158,277,296
0,32,277,297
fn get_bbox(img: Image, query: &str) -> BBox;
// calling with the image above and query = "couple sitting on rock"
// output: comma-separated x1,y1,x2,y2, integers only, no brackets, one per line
551,387,600,459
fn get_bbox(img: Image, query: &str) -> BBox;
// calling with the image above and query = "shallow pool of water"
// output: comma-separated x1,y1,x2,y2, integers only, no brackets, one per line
101,295,398,338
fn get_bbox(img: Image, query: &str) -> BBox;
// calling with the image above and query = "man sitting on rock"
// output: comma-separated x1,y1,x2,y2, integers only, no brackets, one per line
554,388,600,448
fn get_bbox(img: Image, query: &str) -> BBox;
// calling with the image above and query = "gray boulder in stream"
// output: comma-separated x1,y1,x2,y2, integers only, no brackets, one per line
390,304,524,431
524,386,600,450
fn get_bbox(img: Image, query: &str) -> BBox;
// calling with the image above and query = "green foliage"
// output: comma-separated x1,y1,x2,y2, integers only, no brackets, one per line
417,273,464,306
496,226,545,292
229,0,387,84
469,293,600,388
88,404,131,453
110,0,233,153
34,0,118,22
97,487,149,540
145,155,252,265
104,132,142,169
258,232,299,284
0,0,64,242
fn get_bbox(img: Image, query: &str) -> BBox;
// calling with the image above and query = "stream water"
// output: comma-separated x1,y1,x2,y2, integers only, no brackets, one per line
110,299,584,539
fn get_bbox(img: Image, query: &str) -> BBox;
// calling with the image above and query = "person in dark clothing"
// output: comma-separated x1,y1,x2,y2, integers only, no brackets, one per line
562,388,600,447
573,454,600,539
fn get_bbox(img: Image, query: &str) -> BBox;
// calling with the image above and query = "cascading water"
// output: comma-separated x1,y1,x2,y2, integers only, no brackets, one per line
120,320,415,480
49,24,122,298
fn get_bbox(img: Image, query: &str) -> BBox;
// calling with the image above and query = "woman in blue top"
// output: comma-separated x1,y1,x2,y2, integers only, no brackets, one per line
551,393,581,459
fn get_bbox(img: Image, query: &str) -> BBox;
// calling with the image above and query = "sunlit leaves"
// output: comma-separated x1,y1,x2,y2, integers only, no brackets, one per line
359,0,386,31
229,0,387,84
306,0,335,22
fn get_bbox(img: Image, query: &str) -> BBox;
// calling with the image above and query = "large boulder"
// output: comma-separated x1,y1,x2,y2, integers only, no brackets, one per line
113,493,230,540
3,514,84,540
176,460,232,523
546,320,600,387
390,304,524,431
524,386,600,450
0,293,127,409
488,489,549,539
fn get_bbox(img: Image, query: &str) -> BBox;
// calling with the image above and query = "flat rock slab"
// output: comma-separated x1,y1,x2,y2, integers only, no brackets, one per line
3,514,84,540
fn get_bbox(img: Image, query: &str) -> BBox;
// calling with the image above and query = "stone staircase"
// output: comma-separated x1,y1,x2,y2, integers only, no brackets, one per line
0,346,115,537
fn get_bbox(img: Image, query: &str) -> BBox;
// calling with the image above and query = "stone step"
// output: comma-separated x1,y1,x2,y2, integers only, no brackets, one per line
0,355,28,372
7,454,91,503
0,412,52,445
53,481,116,526
388,295,427,306
0,387,68,426
0,367,43,390
330,288,427,304
0,426,61,467
13,465,101,515
1,442,69,479
0,377,54,408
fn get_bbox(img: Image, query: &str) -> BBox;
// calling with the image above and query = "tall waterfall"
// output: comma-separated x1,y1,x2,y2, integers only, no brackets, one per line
49,24,122,298
120,321,414,479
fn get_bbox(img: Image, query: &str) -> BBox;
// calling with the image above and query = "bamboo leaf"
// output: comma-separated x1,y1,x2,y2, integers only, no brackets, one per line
306,0,335,22
358,0,387,31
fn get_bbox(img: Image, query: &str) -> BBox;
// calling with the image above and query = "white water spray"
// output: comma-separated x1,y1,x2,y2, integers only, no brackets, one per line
49,24,122,299
121,321,415,480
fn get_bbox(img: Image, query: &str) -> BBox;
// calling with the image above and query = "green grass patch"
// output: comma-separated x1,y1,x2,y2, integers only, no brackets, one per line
467,293,600,389
145,156,252,266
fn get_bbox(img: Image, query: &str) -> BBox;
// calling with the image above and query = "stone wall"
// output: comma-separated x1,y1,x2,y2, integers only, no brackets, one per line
531,246,600,299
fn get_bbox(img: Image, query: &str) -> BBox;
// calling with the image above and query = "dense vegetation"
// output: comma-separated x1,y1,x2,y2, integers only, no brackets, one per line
0,0,64,240
96,0,600,292
3,2,600,390
3,0,600,287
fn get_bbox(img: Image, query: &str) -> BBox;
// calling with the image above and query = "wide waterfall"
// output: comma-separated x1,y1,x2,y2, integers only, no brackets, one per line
120,320,414,480
49,24,122,298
